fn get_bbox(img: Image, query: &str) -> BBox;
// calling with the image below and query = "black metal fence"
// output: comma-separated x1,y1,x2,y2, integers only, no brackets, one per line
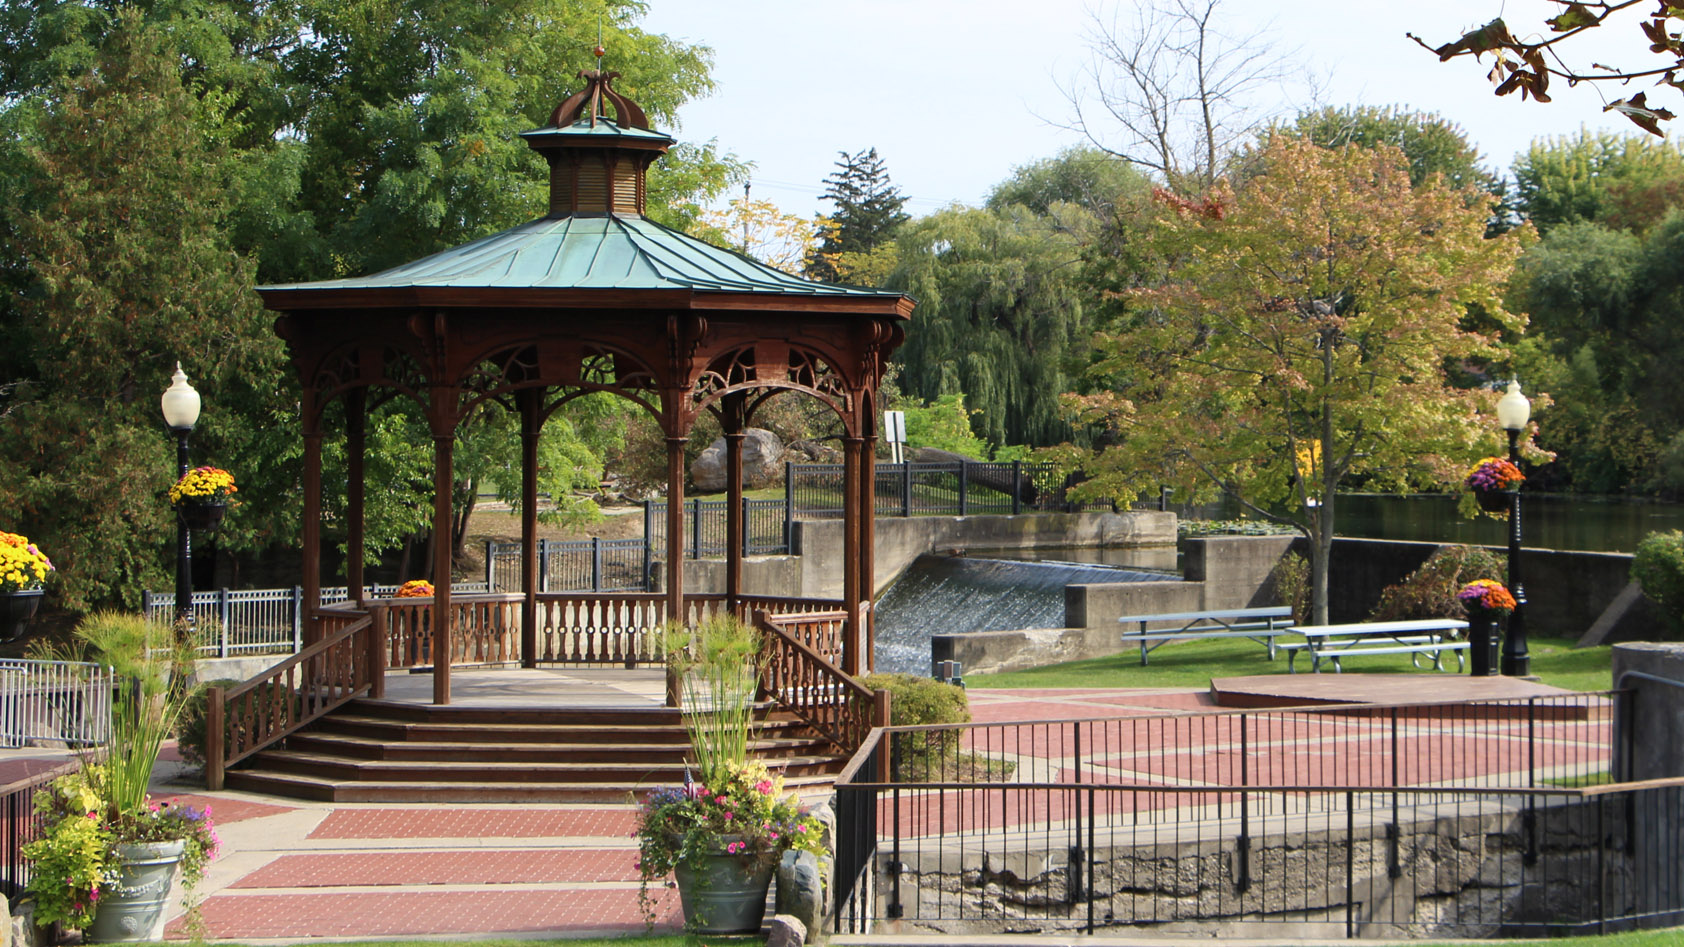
833,692,1675,938
790,461,1102,519
645,497,791,559
0,759,79,901
485,538,650,593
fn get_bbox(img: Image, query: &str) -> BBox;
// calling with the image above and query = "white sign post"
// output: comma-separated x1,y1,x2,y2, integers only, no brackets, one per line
883,410,907,465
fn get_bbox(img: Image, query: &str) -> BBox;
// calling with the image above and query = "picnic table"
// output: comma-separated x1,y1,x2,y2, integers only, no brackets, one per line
1117,606,1294,666
1282,619,1470,673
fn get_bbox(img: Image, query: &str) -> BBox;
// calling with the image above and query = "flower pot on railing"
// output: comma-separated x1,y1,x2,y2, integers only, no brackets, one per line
0,588,44,642
175,501,227,532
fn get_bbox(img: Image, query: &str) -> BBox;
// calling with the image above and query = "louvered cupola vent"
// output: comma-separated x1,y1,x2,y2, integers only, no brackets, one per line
520,69,673,218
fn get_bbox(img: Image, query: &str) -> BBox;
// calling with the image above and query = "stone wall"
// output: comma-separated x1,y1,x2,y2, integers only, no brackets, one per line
877,795,1640,938
1612,643,1684,781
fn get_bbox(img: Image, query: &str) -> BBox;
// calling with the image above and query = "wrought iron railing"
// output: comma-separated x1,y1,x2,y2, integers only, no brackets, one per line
0,759,80,899
833,691,1641,936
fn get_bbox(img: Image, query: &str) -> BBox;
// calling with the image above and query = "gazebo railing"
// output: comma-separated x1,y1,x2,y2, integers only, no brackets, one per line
754,606,882,754
205,610,385,790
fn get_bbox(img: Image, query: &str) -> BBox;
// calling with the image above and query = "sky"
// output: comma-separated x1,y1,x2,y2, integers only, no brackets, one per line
637,0,1660,218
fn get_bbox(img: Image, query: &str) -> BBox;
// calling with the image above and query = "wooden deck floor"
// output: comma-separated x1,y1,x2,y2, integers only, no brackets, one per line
375,666,667,709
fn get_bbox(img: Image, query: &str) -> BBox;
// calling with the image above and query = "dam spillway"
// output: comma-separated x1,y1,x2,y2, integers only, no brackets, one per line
872,554,1174,675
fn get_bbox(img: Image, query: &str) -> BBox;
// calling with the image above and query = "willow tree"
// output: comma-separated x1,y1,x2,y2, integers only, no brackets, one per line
1062,138,1533,622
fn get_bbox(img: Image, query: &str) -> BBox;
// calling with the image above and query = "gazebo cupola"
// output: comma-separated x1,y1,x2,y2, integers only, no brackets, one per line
519,69,674,218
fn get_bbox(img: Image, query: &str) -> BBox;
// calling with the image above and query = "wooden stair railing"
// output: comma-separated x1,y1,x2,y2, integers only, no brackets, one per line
753,608,885,755
205,609,386,790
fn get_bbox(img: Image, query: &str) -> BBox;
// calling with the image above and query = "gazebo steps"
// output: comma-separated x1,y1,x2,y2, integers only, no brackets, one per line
222,698,849,803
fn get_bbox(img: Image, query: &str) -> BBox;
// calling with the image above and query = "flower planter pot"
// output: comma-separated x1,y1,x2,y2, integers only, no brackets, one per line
1474,488,1514,513
673,847,775,934
1466,613,1505,676
175,501,227,531
0,588,44,642
87,839,185,943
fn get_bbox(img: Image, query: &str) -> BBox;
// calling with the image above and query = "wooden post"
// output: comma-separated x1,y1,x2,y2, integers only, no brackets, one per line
724,396,746,609
346,389,367,606
861,436,878,671
519,389,541,668
842,436,863,676
368,608,387,699
431,430,454,705
301,418,323,648
206,686,225,791
665,435,687,708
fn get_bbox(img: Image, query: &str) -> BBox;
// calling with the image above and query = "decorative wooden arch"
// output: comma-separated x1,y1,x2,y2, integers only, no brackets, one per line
259,70,912,704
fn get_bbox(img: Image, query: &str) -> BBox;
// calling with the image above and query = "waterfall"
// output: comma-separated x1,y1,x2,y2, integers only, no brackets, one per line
872,555,1174,675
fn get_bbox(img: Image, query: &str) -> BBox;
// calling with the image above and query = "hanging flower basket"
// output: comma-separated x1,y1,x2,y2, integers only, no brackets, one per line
1473,488,1515,513
1465,457,1523,513
0,588,43,642
0,532,53,640
175,502,227,532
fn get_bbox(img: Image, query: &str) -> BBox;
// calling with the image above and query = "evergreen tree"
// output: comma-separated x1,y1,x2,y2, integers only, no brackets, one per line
806,147,909,283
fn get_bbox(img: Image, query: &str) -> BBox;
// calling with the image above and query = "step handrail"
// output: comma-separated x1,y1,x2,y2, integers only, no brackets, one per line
205,609,386,790
753,608,882,754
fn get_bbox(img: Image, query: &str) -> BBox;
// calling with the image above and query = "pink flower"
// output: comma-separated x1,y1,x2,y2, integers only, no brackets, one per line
755,780,773,794
769,832,779,840
723,812,733,820
715,794,727,803
796,824,807,833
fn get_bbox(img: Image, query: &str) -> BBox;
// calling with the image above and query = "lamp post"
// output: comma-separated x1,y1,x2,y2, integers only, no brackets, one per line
161,364,202,635
1496,379,1532,677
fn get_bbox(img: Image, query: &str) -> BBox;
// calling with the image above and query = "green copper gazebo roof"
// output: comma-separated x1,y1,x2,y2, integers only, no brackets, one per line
258,214,902,302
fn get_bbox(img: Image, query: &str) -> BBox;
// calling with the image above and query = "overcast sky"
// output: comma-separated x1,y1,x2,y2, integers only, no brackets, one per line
638,0,1659,218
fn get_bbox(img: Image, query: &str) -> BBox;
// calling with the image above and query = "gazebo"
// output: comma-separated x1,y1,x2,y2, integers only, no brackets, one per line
254,69,912,709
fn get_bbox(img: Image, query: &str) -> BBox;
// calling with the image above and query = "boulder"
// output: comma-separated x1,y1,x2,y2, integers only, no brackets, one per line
766,913,808,947
690,428,785,492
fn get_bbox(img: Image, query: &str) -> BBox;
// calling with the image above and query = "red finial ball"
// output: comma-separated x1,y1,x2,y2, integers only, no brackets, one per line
593,45,606,58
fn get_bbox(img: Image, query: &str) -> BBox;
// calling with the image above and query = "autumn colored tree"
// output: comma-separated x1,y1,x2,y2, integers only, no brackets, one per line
1411,3,1684,135
697,188,822,274
1061,139,1532,622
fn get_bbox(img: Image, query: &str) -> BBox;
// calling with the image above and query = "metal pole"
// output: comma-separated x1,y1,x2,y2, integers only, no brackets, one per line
1502,427,1530,676
173,427,194,639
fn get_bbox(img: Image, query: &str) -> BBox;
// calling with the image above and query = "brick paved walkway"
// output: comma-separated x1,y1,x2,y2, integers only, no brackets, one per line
127,683,1607,940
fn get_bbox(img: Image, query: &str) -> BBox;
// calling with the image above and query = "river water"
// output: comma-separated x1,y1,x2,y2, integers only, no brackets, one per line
1177,493,1684,554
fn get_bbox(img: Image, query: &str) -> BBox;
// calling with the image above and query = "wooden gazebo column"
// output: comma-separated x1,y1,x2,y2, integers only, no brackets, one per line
841,435,864,676
518,388,542,667
300,389,324,647
345,389,367,607
664,431,686,708
859,430,878,672
722,394,746,609
428,387,459,706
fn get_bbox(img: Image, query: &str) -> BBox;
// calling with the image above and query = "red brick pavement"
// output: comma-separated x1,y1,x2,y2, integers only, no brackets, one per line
231,848,641,888
177,888,683,939
309,807,639,839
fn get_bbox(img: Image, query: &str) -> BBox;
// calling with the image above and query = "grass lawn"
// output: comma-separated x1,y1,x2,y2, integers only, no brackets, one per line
964,634,1613,692
206,927,1684,947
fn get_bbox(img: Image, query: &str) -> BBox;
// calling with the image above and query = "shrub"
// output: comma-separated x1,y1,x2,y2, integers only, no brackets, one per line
1268,551,1310,621
1634,530,1684,635
1368,544,1507,622
860,672,969,779
176,679,242,769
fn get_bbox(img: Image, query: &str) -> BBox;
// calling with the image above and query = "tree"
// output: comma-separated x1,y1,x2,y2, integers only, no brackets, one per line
0,13,284,609
805,147,908,284
888,150,1152,449
696,188,822,274
1063,0,1300,192
1510,130,1684,234
1061,139,1531,623
1410,4,1684,135
0,1,738,607
1262,106,1497,192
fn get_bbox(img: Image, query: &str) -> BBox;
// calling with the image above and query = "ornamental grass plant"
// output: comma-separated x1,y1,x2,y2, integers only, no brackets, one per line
661,613,760,788
21,612,218,934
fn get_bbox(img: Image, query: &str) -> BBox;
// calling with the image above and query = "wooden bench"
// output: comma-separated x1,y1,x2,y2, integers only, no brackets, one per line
1117,606,1294,665
1284,619,1471,673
